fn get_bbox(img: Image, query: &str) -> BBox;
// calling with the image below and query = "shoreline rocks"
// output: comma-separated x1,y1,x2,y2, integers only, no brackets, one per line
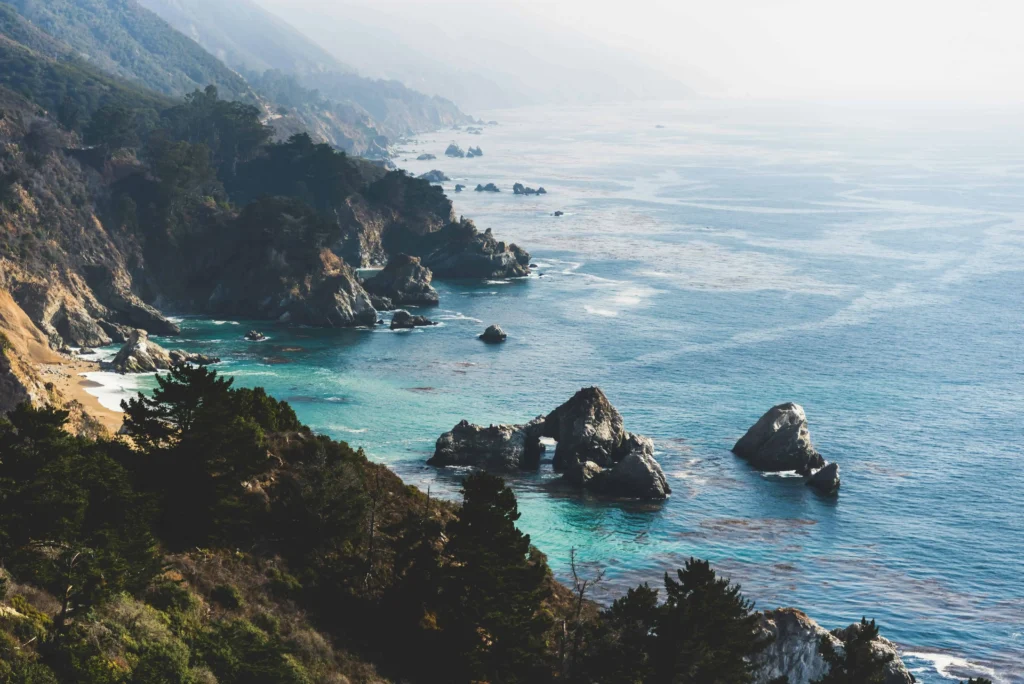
754,609,913,684
732,403,825,475
362,254,440,307
479,324,507,343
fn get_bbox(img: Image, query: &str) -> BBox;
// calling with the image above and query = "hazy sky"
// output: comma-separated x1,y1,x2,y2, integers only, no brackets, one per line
258,0,1024,104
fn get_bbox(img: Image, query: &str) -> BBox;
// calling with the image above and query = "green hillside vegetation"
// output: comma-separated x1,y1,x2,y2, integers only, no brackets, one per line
0,365,781,683
2,0,254,102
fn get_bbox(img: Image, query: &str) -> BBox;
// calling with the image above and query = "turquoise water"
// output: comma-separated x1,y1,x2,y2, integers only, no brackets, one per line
92,102,1023,682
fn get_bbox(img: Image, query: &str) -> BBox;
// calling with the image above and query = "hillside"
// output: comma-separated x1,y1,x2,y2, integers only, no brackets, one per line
3,0,256,102
138,0,474,139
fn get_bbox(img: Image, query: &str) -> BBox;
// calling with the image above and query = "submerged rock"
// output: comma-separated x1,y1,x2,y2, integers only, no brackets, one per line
418,169,450,183
732,403,825,475
479,324,507,343
754,609,913,684
475,183,500,192
429,417,546,470
390,310,435,330
362,254,439,307
806,462,841,494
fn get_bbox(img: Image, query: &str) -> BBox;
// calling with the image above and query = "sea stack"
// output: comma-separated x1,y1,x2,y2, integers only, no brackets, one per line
732,403,825,475
479,324,507,342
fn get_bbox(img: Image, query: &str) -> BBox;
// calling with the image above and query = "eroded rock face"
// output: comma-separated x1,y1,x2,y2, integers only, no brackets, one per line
807,462,841,494
429,417,546,471
733,403,825,475
754,609,913,684
363,254,439,306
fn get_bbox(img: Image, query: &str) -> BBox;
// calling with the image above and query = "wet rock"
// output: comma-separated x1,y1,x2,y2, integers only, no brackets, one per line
244,330,267,341
109,330,172,373
475,183,500,192
806,462,841,495
363,254,439,307
479,324,507,343
428,417,546,470
390,310,435,329
418,169,450,183
754,609,913,684
590,434,671,499
732,403,825,475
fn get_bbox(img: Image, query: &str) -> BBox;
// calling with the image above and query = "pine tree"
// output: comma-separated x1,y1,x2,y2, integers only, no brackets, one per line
812,618,893,684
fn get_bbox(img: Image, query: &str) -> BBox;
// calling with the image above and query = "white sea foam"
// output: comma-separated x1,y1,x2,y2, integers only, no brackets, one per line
80,371,153,412
903,652,1001,682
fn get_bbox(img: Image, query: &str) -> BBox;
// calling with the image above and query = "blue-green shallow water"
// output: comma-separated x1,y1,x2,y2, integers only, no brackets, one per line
91,102,1023,682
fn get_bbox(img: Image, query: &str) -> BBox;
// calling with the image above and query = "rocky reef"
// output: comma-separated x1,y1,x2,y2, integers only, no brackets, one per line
754,609,913,684
362,254,439,307
429,387,670,500
733,403,826,475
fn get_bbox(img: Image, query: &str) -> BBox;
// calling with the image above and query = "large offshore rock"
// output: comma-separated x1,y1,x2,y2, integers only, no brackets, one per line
543,387,628,471
732,403,825,475
110,330,173,373
429,417,546,471
754,609,913,684
589,434,670,500
479,324,507,343
363,254,439,306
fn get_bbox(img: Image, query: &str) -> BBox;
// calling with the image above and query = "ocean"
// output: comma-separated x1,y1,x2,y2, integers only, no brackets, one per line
85,100,1024,683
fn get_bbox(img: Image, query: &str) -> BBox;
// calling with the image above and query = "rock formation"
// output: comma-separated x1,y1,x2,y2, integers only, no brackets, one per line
479,324,507,343
468,146,483,156
732,403,826,475
454,184,465,192
244,330,267,341
513,183,547,195
418,222,531,279
429,387,670,500
445,143,465,158
806,462,841,494
416,153,436,160
475,183,500,192
429,417,546,470
362,254,439,306
417,169,450,183
390,310,435,330
109,330,219,373
754,609,913,684
168,350,220,366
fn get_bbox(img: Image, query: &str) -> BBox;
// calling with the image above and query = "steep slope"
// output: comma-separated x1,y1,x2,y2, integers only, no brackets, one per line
138,0,474,139
2,0,256,102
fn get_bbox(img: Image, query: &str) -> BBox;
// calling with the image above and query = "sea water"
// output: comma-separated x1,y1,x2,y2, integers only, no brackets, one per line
90,101,1024,682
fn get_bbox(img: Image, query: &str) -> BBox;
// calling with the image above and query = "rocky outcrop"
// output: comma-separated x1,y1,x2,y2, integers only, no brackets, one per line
390,310,435,329
732,403,825,475
445,143,465,158
109,330,173,373
754,609,913,684
244,330,267,341
454,184,465,192
475,183,500,192
418,169,449,183
362,254,439,306
807,462,841,494
429,417,546,471
168,350,220,366
479,324,507,343
418,221,530,279
416,153,436,160
513,183,547,195
428,387,669,500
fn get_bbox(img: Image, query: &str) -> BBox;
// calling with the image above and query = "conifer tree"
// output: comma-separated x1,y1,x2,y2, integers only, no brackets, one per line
812,617,893,684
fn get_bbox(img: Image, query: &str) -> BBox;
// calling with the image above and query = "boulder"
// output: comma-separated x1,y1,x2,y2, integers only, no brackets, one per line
479,324,507,343
428,417,546,471
390,310,435,330
806,462,841,495
589,434,670,499
732,403,825,475
445,143,465,158
754,609,913,684
109,330,172,374
362,254,439,307
475,183,500,192
168,350,220,366
418,169,450,183
416,153,436,160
